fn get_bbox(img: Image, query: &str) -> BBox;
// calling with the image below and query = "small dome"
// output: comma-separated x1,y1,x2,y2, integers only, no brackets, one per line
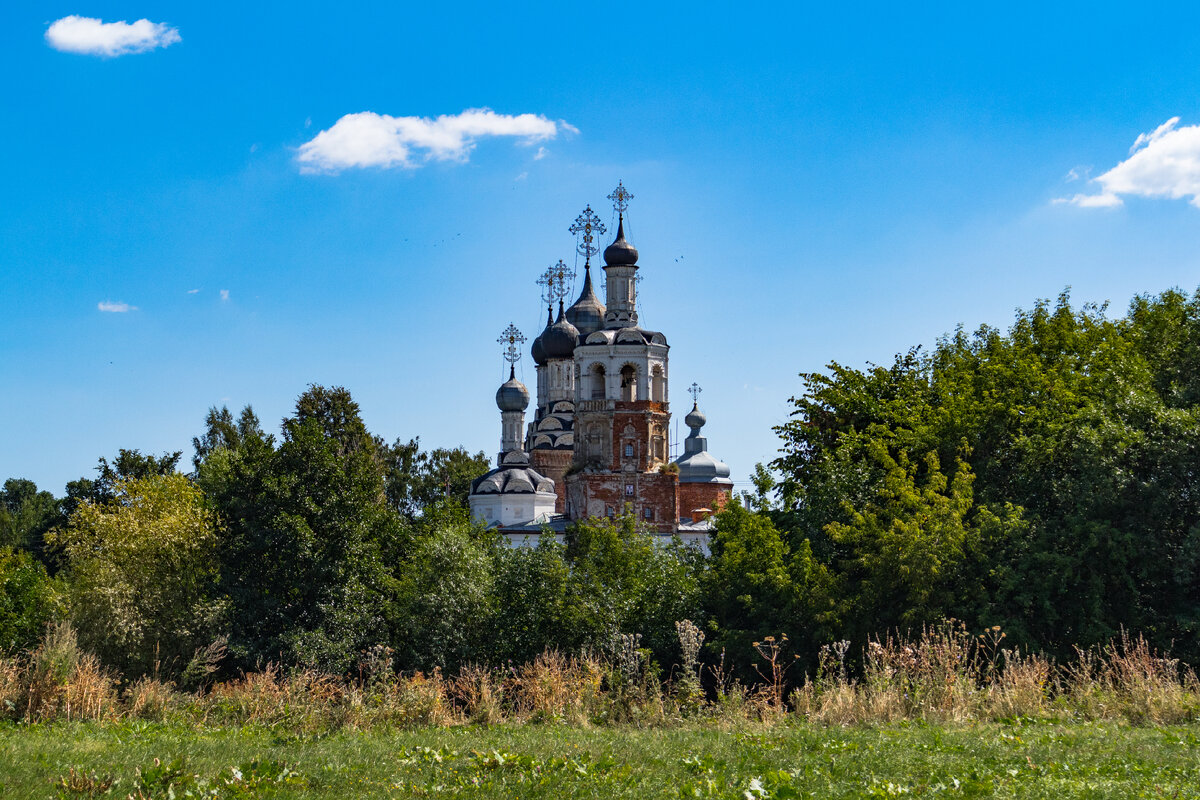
470,463,556,495
603,217,639,266
542,303,580,359
566,266,606,337
530,306,553,366
496,370,530,412
685,403,706,431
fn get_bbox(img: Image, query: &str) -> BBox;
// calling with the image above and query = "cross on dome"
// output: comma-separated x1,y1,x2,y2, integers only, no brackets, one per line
569,206,606,263
608,180,634,217
689,382,702,405
498,323,526,367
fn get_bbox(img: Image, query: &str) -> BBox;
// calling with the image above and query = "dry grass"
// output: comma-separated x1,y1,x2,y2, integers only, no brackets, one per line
792,622,1198,726
1,621,1196,730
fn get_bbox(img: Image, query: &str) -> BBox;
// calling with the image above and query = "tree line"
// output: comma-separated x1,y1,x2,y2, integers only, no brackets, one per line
2,287,1199,683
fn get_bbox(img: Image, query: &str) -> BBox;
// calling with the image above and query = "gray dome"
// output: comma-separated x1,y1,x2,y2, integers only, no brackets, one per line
566,266,606,337
470,453,556,495
530,306,553,366
603,217,639,266
676,450,732,483
673,402,733,484
542,303,580,359
496,370,530,412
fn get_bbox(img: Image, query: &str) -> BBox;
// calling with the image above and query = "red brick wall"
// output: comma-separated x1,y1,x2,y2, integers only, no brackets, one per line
530,449,572,512
610,402,671,472
678,482,731,522
565,471,679,533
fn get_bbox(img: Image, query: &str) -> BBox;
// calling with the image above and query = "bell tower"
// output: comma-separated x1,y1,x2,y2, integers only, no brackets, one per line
563,182,679,531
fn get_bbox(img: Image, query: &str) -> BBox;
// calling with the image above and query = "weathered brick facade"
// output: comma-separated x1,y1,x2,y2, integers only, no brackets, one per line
565,470,680,534
678,481,731,523
529,448,572,512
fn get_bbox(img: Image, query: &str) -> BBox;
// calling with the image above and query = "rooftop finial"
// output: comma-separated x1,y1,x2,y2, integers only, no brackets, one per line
689,382,702,407
536,265,557,309
608,180,634,219
498,323,526,378
569,205,606,266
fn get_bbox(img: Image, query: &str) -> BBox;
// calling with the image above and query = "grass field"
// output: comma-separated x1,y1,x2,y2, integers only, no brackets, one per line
2,720,1198,799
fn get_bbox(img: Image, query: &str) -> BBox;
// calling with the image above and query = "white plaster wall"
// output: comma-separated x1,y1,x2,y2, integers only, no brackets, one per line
469,491,558,528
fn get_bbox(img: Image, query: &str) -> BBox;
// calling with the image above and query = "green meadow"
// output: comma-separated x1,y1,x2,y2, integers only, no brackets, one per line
3,720,1198,799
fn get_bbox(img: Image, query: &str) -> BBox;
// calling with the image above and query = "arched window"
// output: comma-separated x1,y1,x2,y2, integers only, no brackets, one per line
651,366,666,403
590,364,606,400
620,364,637,401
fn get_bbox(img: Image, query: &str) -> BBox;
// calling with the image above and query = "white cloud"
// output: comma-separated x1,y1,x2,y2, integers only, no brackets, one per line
219,289,230,301
187,288,200,294
533,146,549,160
1129,117,1180,154
297,108,566,173
98,300,135,313
46,16,180,57
1063,117,1200,208
1062,192,1123,208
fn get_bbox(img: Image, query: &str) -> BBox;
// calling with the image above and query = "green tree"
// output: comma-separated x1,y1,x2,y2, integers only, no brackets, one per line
191,405,267,471
392,520,496,671
488,536,573,665
50,474,221,677
563,514,704,667
703,501,832,674
382,437,491,518
771,289,1200,660
203,386,403,673
0,479,62,562
0,546,60,652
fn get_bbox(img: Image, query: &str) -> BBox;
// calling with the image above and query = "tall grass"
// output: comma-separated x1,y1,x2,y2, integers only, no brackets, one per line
1,621,1196,729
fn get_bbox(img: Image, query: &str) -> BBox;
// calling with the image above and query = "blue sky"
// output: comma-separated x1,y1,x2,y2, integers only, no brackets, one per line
7,2,1200,495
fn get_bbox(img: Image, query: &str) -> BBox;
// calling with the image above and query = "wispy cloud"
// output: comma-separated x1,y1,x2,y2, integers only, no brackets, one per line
533,146,549,160
46,16,180,57
297,108,568,173
187,288,200,294
1061,117,1200,208
220,289,230,302
98,300,136,313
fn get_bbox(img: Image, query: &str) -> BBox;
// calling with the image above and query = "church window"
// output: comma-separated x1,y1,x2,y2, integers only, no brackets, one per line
620,365,637,401
590,364,606,399
625,483,635,497
606,506,615,518
644,507,654,521
651,366,665,403
624,443,634,458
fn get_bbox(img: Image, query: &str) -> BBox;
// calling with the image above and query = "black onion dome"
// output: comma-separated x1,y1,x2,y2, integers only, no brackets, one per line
530,305,553,366
603,216,639,266
566,265,606,337
542,302,580,359
495,368,530,412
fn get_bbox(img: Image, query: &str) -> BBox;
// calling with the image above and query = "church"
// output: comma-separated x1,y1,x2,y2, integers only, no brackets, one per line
468,183,733,545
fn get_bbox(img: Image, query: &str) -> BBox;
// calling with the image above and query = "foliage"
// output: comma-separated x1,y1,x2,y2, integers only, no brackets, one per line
381,436,491,518
0,478,62,561
392,520,496,672
191,404,269,471
201,385,403,673
703,501,833,675
0,546,59,652
564,514,704,666
773,289,1200,661
50,474,221,678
